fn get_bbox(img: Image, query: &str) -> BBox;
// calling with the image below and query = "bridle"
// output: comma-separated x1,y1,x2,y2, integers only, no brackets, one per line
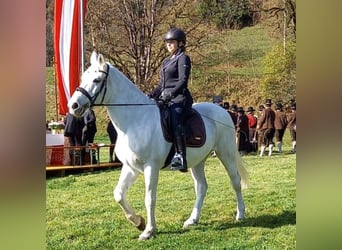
76,63,109,107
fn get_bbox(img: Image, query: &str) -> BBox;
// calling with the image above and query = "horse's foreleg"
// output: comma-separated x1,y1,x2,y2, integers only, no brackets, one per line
138,165,159,240
183,161,207,229
113,166,144,229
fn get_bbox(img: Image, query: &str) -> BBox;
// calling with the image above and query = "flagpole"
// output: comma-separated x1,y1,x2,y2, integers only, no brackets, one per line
53,56,59,121
80,0,84,73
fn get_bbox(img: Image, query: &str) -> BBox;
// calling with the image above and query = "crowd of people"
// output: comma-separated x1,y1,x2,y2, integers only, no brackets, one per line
218,99,296,156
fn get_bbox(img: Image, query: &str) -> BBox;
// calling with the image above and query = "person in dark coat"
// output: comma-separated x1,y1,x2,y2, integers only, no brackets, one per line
257,99,276,156
149,28,193,173
230,104,238,127
82,108,97,163
236,107,250,155
223,102,237,126
106,119,121,163
274,103,288,153
82,108,97,145
64,112,84,165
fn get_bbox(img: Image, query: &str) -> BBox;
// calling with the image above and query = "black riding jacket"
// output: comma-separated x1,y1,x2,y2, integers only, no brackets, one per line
150,48,193,107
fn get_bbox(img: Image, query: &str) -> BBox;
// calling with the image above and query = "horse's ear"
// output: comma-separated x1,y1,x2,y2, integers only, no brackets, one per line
90,50,98,65
98,54,105,67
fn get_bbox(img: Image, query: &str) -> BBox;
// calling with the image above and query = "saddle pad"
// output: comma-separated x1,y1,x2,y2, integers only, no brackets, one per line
161,109,206,148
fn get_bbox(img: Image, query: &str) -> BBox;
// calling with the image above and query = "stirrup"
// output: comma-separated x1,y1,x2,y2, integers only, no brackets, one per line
171,153,187,172
171,153,184,170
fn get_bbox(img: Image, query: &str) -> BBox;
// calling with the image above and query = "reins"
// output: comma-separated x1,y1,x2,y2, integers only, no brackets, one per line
92,103,156,106
200,114,236,130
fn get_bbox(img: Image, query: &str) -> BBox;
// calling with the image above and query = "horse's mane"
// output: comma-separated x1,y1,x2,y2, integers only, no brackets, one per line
108,63,153,103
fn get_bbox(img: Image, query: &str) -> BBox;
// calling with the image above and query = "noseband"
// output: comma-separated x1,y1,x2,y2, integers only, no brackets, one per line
76,63,109,107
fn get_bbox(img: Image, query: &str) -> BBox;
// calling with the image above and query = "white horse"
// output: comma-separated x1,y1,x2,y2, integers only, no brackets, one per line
68,51,248,240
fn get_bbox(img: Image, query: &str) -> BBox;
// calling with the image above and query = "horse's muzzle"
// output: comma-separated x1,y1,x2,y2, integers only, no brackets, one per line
68,101,86,118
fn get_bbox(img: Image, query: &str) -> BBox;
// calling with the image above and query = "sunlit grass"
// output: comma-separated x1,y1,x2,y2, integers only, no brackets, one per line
46,139,296,249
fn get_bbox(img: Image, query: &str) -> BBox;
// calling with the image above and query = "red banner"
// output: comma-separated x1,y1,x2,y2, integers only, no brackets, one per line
54,0,87,115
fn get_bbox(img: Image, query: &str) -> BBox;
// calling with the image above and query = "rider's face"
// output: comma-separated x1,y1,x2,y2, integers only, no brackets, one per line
165,40,178,54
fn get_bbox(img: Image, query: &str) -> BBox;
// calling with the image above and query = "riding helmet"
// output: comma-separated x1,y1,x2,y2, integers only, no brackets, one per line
164,28,186,45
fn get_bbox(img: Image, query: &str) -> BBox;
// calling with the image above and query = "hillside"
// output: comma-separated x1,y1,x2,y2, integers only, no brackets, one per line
46,24,276,137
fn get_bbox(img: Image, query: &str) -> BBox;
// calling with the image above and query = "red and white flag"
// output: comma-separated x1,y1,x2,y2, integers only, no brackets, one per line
54,0,87,115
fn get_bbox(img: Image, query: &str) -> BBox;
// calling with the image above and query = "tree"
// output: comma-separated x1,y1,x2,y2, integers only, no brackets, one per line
258,0,296,41
259,40,296,104
198,0,256,30
84,0,206,92
46,0,54,66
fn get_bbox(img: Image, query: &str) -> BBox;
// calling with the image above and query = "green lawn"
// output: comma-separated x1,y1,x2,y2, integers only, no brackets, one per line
46,135,296,249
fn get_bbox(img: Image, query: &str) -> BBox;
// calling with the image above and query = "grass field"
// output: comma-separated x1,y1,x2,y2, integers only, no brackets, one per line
46,134,296,249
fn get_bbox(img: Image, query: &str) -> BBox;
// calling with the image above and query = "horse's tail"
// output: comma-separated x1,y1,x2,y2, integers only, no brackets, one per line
236,150,249,189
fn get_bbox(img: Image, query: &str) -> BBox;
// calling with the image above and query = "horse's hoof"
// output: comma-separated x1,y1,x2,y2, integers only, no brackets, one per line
138,231,154,240
136,215,146,231
138,234,152,241
236,215,245,221
182,219,197,229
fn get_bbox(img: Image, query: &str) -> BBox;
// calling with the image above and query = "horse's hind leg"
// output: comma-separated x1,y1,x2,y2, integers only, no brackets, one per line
215,146,246,220
183,160,208,228
113,165,145,230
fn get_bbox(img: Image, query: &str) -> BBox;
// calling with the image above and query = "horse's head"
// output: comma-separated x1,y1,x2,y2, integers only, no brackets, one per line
68,51,109,117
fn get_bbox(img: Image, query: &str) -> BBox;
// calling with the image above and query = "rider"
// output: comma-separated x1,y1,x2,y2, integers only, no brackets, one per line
149,27,193,172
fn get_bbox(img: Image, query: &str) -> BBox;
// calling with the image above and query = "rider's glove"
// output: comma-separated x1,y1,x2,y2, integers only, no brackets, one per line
161,90,172,102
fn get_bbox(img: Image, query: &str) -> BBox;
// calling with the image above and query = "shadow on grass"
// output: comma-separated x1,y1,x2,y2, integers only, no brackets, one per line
157,210,296,236
200,210,296,230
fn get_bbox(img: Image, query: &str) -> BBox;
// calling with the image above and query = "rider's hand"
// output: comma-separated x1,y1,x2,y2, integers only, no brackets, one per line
161,90,172,102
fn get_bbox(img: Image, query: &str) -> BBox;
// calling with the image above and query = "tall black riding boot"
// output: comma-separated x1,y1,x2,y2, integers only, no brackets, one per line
171,135,188,172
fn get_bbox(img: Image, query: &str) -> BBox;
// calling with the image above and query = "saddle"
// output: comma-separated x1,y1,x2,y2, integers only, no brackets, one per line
159,103,206,148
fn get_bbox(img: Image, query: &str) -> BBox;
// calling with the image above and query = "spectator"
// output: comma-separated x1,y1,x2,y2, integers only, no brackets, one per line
223,102,236,124
258,105,265,113
246,106,258,153
230,104,238,127
246,106,257,142
257,99,276,157
256,105,265,143
82,108,97,163
274,103,288,153
107,119,121,163
287,102,296,153
64,113,84,165
236,107,250,155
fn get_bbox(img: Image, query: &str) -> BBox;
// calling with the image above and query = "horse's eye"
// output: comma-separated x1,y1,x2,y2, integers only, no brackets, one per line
94,78,101,83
